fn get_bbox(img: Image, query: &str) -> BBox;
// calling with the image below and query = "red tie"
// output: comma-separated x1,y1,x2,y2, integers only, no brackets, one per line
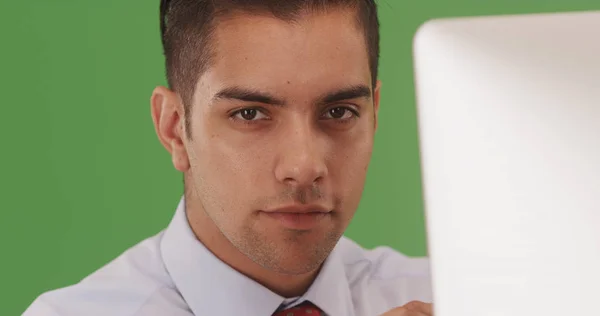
272,301,323,316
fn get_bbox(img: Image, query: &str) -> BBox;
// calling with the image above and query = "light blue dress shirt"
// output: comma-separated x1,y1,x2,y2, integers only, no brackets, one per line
23,198,432,316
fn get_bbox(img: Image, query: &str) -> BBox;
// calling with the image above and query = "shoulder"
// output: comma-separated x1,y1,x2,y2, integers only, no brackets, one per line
23,232,192,316
337,236,433,308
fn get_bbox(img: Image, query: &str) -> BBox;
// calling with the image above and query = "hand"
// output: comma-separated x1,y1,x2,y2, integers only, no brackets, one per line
380,301,433,316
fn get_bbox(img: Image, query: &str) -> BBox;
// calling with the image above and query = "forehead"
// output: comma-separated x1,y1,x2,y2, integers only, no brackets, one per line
197,10,371,96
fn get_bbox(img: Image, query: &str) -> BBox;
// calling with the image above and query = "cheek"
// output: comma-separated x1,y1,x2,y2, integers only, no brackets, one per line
190,138,267,228
193,128,272,196
329,129,374,186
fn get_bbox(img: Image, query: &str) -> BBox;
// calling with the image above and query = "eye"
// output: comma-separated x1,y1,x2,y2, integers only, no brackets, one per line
231,108,269,121
322,106,358,120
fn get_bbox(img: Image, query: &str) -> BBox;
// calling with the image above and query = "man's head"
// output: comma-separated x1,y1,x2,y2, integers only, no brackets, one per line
151,0,380,276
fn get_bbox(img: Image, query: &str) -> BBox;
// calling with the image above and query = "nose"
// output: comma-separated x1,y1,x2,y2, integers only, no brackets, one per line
274,122,328,187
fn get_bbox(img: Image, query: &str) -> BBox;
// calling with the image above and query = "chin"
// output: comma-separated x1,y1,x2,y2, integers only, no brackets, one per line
274,242,335,274
269,257,325,276
235,224,342,274
246,241,332,275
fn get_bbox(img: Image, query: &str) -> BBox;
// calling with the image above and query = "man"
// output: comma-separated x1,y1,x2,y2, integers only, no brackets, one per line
24,0,433,315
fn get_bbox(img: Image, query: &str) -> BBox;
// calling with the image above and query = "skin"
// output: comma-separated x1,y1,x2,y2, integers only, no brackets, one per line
382,301,434,316
151,8,380,298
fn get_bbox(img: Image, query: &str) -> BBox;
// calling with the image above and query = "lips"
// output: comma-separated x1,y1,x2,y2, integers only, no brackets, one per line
266,204,331,214
261,205,331,230
263,212,328,230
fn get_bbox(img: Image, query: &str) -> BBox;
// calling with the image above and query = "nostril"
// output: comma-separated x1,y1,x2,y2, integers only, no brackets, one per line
283,177,298,185
313,176,324,185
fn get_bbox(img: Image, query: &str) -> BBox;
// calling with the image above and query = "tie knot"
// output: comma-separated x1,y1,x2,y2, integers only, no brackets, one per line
272,301,322,316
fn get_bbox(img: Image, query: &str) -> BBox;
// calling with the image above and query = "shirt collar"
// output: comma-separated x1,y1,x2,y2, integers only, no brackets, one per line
160,197,354,316
300,244,355,316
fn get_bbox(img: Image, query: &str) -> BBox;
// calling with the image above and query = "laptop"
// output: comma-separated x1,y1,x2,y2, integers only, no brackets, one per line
412,10,600,316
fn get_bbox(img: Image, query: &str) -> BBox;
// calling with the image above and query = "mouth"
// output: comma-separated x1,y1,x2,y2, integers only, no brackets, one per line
261,205,332,230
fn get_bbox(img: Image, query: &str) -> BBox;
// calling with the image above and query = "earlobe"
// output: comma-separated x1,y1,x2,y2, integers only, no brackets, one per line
150,86,190,172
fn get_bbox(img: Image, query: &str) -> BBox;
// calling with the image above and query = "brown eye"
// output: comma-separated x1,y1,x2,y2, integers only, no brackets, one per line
240,108,258,120
329,107,347,119
323,106,358,120
231,107,269,122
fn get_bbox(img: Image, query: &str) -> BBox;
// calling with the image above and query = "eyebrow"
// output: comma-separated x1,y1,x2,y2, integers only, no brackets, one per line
213,86,285,106
317,84,372,106
211,84,372,106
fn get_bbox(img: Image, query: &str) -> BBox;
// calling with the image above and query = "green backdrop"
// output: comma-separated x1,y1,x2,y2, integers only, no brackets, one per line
1,1,598,314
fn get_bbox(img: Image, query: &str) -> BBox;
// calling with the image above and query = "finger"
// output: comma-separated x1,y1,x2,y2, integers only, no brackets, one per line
381,302,433,316
381,309,429,316
403,301,433,315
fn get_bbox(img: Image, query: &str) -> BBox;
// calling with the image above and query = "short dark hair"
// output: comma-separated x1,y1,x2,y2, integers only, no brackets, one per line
159,0,380,138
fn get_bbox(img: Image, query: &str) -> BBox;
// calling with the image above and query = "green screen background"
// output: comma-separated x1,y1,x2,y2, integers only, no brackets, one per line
1,1,598,314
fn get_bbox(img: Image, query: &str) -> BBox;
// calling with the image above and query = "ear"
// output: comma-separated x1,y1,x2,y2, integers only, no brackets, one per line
373,80,381,131
150,86,190,172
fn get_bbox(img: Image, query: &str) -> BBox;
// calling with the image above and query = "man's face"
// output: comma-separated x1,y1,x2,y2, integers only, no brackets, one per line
183,9,379,275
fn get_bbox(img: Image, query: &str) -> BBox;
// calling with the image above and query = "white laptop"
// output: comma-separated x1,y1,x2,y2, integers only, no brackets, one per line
412,10,600,316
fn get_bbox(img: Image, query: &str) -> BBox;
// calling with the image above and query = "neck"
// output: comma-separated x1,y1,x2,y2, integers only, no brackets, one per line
185,195,320,298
